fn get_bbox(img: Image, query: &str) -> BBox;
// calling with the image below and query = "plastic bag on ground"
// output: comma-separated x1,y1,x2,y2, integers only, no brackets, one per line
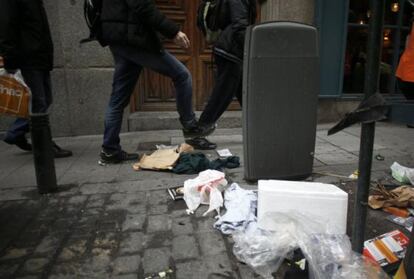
183,170,227,216
214,183,257,234
391,162,414,185
232,211,390,279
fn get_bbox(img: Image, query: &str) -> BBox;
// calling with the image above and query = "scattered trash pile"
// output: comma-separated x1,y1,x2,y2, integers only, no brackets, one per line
132,144,240,174
179,176,390,278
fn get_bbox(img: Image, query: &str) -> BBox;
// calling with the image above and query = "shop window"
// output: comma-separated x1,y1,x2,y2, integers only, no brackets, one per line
343,0,413,94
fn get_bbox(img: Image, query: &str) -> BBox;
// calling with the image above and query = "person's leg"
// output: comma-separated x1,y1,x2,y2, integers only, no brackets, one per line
199,55,243,125
110,46,203,136
102,46,142,154
40,71,72,158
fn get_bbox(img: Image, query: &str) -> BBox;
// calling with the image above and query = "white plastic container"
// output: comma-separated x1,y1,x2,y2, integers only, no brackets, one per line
258,180,348,234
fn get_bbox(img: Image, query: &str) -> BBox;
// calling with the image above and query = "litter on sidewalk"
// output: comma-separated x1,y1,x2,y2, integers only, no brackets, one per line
257,180,348,234
390,162,414,185
183,170,227,216
386,215,414,232
214,183,257,235
369,185,414,209
167,186,184,200
172,153,240,174
133,144,240,174
133,143,193,171
216,148,233,157
232,211,389,279
363,230,410,272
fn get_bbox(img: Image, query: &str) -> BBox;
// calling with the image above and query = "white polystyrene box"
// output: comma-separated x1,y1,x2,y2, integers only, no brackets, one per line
258,180,348,234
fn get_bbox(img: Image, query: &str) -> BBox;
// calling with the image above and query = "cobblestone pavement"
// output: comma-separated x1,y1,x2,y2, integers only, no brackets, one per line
0,123,413,278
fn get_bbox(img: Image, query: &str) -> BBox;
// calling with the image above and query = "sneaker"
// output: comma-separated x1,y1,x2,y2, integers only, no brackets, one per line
52,142,73,158
99,150,139,165
4,136,32,151
185,137,217,150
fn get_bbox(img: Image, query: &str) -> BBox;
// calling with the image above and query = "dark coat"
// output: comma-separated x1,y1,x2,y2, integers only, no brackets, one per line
214,0,256,62
0,0,54,71
100,0,180,52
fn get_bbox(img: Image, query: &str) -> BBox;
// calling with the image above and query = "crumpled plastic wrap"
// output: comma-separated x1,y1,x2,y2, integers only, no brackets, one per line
183,170,227,216
391,162,414,185
232,212,390,279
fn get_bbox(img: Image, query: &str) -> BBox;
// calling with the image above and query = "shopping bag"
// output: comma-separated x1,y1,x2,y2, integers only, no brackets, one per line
0,69,31,118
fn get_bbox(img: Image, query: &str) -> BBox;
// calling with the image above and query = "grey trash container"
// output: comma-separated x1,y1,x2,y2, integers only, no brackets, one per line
243,22,320,181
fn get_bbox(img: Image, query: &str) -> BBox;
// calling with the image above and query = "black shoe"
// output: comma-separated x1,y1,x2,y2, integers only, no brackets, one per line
407,124,414,128
4,136,32,151
53,143,73,158
185,137,217,150
199,122,216,137
181,118,203,138
99,150,139,165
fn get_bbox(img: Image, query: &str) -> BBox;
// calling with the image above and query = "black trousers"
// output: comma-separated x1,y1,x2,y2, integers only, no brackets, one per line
199,54,243,125
397,78,414,100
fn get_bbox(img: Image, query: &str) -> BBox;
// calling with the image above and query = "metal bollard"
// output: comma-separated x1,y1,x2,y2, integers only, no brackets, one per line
30,113,57,194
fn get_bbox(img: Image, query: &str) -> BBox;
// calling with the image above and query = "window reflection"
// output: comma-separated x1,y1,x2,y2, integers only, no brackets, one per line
343,0,413,94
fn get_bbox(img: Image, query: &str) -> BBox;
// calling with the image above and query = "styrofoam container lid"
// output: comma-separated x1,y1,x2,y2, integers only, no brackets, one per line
258,180,348,198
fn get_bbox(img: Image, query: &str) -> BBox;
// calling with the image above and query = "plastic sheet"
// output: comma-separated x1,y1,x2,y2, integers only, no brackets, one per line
183,170,227,216
232,212,390,279
391,162,414,185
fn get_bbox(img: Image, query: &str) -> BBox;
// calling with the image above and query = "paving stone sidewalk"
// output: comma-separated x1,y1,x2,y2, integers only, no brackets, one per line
0,123,413,278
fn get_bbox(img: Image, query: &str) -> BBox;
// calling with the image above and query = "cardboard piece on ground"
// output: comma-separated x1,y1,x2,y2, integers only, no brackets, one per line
133,143,193,171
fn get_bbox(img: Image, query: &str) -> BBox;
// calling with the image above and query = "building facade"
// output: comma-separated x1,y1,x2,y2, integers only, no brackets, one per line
0,0,410,136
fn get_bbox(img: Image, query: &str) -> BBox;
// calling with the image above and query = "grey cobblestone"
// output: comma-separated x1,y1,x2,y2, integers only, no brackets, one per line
172,235,199,260
119,232,143,255
122,214,145,232
147,190,169,205
68,195,88,205
143,233,171,248
111,255,141,275
148,204,168,215
172,217,193,235
146,215,172,233
195,218,216,233
197,232,226,256
143,248,171,275
86,194,107,208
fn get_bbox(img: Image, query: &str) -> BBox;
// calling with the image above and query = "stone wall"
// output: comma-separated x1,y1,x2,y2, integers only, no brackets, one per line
260,0,315,25
0,0,123,137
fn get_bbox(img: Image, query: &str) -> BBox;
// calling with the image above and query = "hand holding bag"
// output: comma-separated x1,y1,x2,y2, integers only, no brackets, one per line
0,69,31,118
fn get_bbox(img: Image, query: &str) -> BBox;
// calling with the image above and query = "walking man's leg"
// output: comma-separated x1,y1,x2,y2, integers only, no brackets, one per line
99,47,142,165
199,55,243,126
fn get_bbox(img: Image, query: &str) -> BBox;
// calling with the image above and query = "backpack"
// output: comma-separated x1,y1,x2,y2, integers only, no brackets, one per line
197,0,226,44
80,0,103,44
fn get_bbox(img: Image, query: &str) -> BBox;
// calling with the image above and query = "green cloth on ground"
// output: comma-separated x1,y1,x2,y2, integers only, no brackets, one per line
172,153,240,174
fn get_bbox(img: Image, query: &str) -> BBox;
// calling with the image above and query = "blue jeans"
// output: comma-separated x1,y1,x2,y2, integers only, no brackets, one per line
5,70,52,142
103,46,195,152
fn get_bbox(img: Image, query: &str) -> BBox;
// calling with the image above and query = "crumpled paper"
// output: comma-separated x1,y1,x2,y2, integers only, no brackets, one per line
369,185,414,209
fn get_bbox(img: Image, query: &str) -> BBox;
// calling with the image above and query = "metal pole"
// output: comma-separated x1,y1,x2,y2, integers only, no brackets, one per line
30,113,57,194
352,0,385,253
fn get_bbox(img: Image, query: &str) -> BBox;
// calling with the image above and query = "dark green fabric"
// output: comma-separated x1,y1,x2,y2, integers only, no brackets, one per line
172,153,240,174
